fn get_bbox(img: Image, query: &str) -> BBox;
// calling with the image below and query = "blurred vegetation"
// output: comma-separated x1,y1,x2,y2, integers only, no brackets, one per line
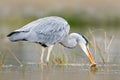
0,11,120,30
49,11,120,29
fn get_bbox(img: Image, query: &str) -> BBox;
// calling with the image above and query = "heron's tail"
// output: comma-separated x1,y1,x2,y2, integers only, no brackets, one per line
7,31,28,42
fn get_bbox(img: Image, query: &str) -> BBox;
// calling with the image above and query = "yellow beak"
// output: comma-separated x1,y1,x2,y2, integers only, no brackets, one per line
79,42,96,66
86,48,95,64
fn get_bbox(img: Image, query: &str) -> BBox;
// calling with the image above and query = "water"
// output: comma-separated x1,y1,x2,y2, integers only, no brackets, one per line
0,63,120,80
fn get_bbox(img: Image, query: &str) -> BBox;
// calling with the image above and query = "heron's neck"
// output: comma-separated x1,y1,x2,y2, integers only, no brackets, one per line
60,33,81,48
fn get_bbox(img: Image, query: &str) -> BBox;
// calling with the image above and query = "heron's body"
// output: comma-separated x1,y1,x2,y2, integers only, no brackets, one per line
8,16,70,47
7,16,96,66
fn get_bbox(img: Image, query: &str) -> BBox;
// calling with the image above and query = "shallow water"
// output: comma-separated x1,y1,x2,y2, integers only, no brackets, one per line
0,63,120,80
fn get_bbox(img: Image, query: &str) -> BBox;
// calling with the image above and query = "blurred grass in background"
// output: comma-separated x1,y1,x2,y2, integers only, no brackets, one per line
0,0,120,31
1,11,120,29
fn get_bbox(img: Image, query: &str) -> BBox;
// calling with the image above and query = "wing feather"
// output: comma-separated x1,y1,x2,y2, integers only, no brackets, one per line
12,16,70,46
32,19,70,46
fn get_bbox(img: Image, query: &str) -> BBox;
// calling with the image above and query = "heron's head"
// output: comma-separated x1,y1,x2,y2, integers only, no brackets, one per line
78,34,96,66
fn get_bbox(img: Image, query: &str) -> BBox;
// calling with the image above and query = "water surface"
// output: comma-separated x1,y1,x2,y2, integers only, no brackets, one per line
0,63,120,80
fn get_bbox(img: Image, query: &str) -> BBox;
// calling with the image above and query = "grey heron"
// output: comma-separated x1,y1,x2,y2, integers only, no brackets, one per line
7,16,96,66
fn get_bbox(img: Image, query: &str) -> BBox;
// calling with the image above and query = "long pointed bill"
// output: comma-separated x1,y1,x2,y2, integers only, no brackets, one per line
79,43,96,65
86,48,95,64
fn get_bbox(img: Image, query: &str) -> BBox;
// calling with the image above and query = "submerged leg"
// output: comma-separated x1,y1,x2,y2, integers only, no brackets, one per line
46,45,54,64
40,47,46,64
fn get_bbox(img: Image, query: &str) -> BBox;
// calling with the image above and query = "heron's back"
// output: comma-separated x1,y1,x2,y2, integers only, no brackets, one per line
7,16,70,46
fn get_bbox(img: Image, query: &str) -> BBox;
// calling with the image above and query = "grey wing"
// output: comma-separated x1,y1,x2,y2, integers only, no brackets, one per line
7,18,44,41
28,18,70,46
11,16,70,46
15,16,68,32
